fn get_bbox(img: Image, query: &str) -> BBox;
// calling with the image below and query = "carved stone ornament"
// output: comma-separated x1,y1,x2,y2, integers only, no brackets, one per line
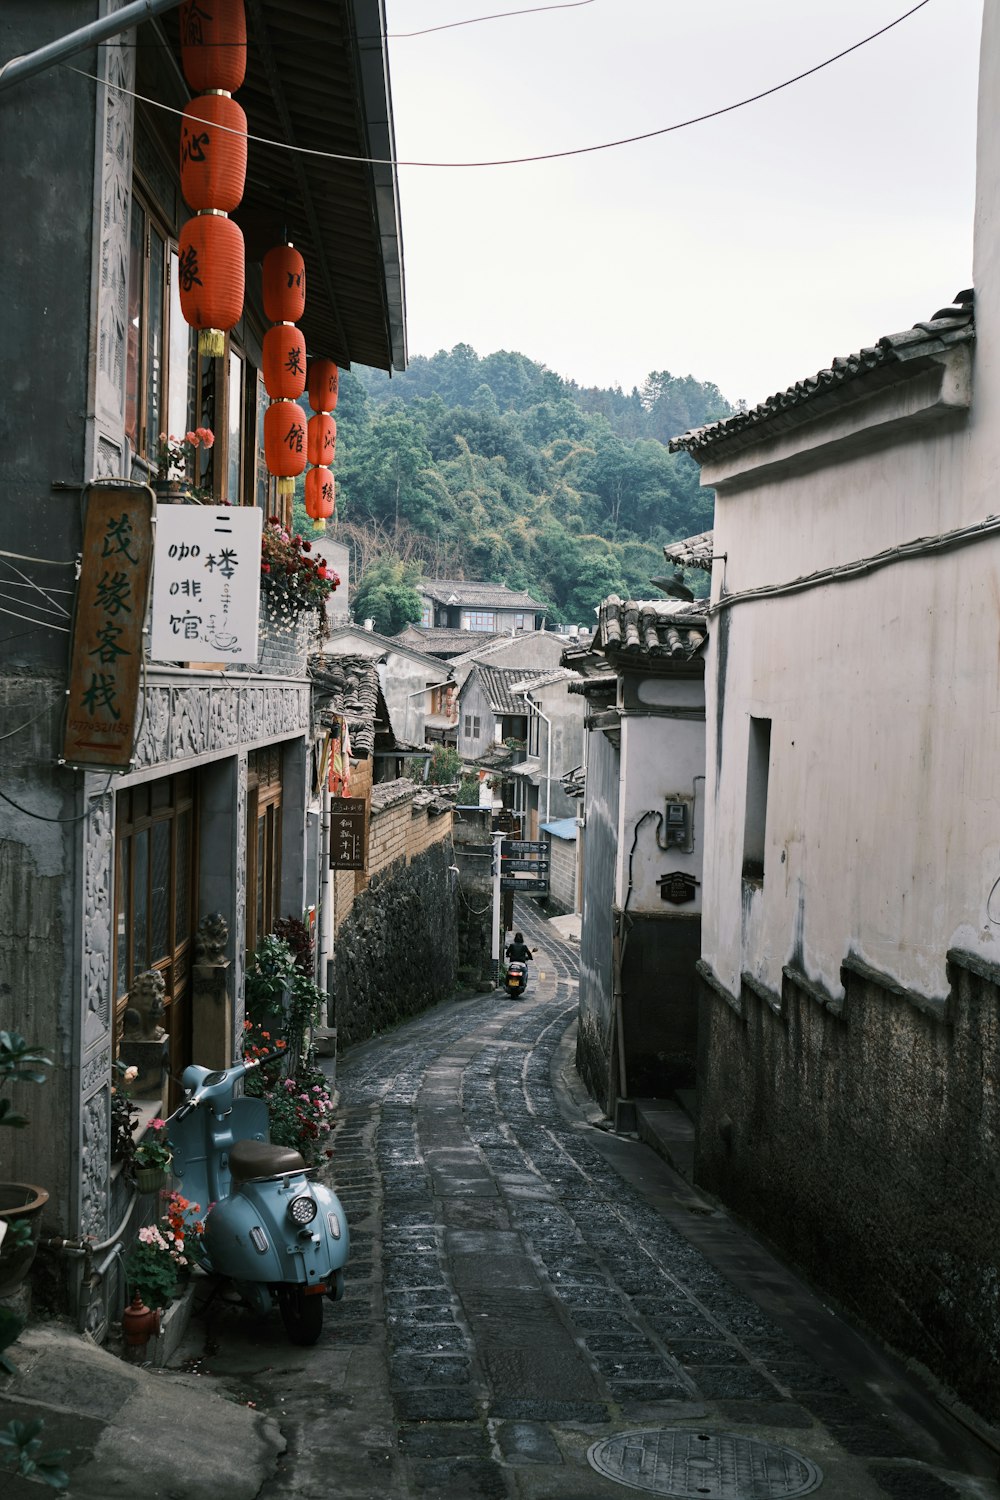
195,912,230,965
133,679,309,772
83,792,114,1048
128,969,166,1039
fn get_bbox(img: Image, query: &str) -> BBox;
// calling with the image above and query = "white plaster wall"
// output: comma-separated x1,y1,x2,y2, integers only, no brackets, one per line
698,6,1000,1008
617,705,706,915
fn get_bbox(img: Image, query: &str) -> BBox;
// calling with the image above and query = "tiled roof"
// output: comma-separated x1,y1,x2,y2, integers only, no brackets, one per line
309,652,381,756
662,530,715,572
597,596,707,661
421,578,545,611
323,625,446,672
447,631,563,668
394,626,503,657
508,668,576,694
476,665,537,716
670,291,974,458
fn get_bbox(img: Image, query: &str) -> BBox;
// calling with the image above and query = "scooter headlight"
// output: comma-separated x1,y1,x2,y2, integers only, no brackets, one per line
287,1194,318,1227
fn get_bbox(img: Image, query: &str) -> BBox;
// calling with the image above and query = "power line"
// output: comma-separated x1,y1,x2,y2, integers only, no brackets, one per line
379,1,596,40
67,0,933,171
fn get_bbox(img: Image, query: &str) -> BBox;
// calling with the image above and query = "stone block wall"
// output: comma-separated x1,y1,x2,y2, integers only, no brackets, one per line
695,949,1000,1422
332,840,459,1046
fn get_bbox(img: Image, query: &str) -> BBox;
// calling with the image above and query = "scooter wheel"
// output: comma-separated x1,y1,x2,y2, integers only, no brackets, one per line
276,1285,323,1346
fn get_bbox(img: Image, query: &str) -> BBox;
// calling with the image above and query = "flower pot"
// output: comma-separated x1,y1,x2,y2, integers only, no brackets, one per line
134,1157,172,1195
153,479,192,505
0,1183,49,1297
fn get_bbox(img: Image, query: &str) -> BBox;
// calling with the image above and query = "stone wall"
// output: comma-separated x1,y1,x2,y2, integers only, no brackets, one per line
695,948,1000,1422
332,840,459,1046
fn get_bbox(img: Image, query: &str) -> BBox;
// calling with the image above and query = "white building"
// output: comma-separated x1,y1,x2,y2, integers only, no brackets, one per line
668,8,999,1419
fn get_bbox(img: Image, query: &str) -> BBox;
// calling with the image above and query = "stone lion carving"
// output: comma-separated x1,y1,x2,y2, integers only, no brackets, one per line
195,911,229,965
129,969,166,1040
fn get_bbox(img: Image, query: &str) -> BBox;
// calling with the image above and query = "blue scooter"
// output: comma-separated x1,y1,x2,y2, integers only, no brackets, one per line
166,1053,349,1345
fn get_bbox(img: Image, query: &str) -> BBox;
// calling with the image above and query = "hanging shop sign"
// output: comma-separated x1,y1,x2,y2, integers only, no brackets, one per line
150,506,262,662
330,796,368,871
63,484,155,770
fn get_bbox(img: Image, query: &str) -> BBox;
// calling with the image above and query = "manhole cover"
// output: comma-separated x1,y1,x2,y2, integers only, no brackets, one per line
587,1429,823,1498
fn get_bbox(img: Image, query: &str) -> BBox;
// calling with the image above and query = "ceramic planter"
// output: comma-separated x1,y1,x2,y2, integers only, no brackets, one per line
0,1182,49,1297
133,1157,172,1195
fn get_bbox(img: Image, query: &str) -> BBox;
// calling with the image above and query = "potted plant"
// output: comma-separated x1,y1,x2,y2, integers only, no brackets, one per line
0,1030,52,1297
122,1193,203,1352
153,427,214,503
131,1119,173,1194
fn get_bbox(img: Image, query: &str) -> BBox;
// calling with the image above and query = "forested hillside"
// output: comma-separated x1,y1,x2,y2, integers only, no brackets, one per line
319,345,732,625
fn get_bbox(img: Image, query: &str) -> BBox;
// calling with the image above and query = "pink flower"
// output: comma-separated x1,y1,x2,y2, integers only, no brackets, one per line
150,1118,165,1130
196,427,215,448
185,430,198,446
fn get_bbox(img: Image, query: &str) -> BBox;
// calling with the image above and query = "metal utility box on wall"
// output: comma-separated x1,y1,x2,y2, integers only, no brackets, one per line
664,800,689,846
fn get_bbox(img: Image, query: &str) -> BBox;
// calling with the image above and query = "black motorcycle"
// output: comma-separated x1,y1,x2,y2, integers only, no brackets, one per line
504,960,528,999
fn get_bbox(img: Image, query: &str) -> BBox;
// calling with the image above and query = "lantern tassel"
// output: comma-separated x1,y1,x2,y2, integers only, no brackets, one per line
312,519,326,533
198,328,227,358
277,477,295,498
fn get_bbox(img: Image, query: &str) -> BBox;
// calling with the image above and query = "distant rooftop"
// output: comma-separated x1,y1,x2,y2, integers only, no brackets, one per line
596,596,707,662
421,578,545,612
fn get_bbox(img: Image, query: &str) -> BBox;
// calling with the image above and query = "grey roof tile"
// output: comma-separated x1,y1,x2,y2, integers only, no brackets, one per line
670,291,974,458
597,596,707,661
421,578,545,611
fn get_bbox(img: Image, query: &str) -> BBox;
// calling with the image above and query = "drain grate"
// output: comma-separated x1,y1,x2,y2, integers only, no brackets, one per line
587,1429,823,1498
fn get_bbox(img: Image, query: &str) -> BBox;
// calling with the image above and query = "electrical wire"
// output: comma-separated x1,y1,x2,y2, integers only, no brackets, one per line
378,1,596,39
64,1,933,171
0,776,114,824
0,703,54,745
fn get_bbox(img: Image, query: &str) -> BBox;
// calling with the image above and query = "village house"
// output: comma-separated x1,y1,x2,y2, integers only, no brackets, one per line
0,0,404,1335
564,594,708,1118
666,8,1000,1418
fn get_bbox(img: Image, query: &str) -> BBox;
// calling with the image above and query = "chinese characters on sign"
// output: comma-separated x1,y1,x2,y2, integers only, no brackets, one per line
63,486,155,769
330,797,368,871
150,506,262,662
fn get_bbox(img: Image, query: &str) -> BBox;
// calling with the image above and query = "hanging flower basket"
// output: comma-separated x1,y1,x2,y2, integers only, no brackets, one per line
134,1158,172,1195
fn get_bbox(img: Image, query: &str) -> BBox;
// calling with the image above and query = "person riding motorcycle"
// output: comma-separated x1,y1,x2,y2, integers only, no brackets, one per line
505,932,534,964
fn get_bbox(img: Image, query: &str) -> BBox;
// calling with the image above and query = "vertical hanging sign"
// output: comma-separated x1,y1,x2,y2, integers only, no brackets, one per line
63,484,155,770
329,796,368,870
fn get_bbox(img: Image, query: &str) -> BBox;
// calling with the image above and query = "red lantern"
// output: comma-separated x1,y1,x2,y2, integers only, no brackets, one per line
178,213,245,358
180,0,247,94
305,466,335,524
307,413,337,467
262,245,306,324
180,93,247,213
263,325,307,400
307,358,339,414
264,401,307,496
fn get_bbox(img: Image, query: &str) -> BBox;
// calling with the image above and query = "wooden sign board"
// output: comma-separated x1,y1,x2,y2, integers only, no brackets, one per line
330,796,368,870
63,485,154,770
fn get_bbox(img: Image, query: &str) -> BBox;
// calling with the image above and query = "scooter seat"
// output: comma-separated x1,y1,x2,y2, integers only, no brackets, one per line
229,1139,307,1182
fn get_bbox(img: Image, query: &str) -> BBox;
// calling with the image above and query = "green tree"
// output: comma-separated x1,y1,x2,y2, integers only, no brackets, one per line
351,557,423,635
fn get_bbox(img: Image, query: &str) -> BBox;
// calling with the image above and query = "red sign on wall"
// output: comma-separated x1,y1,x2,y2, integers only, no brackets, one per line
63,485,154,770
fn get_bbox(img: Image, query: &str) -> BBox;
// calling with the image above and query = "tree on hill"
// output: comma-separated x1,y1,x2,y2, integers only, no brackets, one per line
350,557,423,636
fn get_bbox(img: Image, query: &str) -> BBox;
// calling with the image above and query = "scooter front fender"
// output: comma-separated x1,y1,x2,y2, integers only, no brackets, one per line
204,1174,350,1291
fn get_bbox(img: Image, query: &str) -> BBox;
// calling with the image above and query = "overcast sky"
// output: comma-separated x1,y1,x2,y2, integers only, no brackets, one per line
384,0,982,408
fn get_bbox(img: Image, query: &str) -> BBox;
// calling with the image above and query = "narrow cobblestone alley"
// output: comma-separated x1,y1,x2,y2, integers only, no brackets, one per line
172,912,1000,1500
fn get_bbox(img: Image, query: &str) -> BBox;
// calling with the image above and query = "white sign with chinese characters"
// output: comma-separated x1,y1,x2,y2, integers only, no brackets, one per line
150,506,263,663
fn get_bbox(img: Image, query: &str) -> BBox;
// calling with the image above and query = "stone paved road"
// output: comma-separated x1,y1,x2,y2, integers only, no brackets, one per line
172,910,1000,1500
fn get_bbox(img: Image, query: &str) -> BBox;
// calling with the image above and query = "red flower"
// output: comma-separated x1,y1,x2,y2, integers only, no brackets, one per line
261,563,271,574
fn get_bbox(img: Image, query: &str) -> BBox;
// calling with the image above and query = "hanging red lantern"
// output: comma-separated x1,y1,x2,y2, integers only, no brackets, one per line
180,0,247,94
180,93,247,213
178,213,245,358
305,466,335,525
264,400,307,497
262,245,306,324
263,325,307,400
307,413,337,467
307,358,339,415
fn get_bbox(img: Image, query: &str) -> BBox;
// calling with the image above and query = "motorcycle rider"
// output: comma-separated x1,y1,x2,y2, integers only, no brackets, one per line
505,931,534,963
